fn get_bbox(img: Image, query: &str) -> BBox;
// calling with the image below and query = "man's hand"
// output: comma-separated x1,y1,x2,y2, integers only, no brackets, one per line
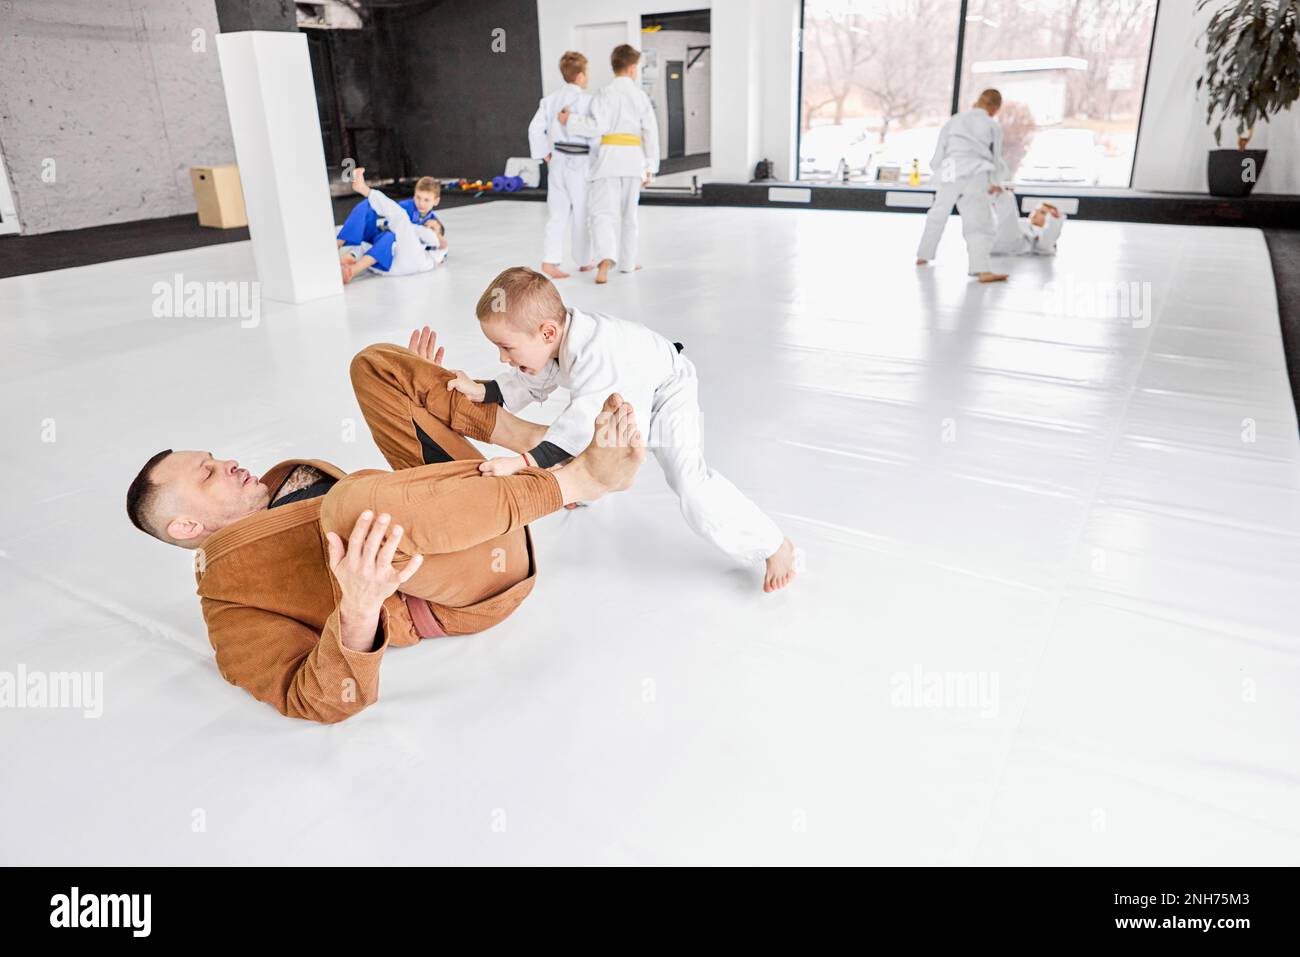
478,454,529,477
326,511,423,652
407,326,445,365
445,370,487,402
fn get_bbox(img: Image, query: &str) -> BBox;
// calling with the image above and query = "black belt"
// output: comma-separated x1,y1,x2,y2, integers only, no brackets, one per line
554,142,590,155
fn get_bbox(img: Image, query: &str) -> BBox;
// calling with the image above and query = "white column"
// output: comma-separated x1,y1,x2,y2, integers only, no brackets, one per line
216,30,341,303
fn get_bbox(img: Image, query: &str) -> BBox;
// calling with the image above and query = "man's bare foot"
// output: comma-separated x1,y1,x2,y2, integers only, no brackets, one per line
595,259,613,284
763,538,799,593
541,262,570,279
915,258,929,265
579,261,597,272
555,394,644,502
977,272,1008,283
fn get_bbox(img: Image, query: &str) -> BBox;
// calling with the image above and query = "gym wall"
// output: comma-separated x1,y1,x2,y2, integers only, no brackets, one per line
0,0,236,235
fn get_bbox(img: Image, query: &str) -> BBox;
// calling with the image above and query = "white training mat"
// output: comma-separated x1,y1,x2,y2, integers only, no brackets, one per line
1,202,1297,865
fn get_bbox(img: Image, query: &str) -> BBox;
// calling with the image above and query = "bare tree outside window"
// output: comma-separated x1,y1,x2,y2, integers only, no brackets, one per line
798,0,1159,188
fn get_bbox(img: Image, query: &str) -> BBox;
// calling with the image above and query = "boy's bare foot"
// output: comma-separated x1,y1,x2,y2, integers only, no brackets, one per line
340,253,357,265
977,272,1008,283
915,258,929,265
595,259,613,284
763,538,799,593
579,261,597,272
351,166,370,197
341,262,356,284
541,262,570,279
555,394,644,502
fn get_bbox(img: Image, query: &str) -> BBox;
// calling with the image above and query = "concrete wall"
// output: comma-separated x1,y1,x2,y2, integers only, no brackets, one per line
0,0,236,235
642,29,711,158
1132,1,1300,194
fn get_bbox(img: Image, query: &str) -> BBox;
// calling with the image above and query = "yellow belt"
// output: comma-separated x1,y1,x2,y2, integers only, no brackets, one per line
601,133,642,146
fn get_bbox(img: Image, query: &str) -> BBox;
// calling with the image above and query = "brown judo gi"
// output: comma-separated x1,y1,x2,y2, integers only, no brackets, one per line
193,344,565,723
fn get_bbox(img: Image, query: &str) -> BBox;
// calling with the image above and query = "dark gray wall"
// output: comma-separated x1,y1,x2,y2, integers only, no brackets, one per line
374,0,542,178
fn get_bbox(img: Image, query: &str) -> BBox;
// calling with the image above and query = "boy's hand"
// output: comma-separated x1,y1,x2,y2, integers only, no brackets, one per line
446,370,487,402
478,454,529,477
557,108,570,125
642,172,652,187
406,326,445,365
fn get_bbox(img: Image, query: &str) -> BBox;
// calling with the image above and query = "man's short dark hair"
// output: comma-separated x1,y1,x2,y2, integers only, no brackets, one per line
126,449,173,539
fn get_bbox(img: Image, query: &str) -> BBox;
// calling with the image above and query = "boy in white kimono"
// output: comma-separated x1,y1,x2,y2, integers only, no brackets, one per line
339,167,447,283
915,89,1009,283
556,44,660,285
528,51,597,280
446,267,799,592
991,193,1067,256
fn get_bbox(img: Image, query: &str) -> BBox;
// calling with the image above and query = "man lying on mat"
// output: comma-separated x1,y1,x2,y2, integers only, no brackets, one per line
125,328,644,723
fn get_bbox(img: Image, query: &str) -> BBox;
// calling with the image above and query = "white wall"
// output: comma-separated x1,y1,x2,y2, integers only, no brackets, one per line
0,0,236,234
1132,1,1300,194
535,0,709,95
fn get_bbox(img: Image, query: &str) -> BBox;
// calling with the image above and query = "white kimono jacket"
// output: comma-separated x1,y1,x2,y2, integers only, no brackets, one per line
527,82,596,160
931,108,1009,182
562,75,660,180
495,306,678,455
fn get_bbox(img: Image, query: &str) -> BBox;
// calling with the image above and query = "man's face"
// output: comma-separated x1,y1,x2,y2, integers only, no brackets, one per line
151,450,270,543
481,317,555,376
413,189,439,215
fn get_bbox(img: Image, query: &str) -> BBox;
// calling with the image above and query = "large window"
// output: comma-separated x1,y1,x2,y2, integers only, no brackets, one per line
798,0,1158,188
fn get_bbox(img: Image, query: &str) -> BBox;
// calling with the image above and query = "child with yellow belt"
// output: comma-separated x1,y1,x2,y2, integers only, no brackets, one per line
557,44,660,284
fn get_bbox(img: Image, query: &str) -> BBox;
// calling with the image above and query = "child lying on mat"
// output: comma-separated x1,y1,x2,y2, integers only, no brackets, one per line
991,192,1067,257
444,266,800,592
338,169,448,283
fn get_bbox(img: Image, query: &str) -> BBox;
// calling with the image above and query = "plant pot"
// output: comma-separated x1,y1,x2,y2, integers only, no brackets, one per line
1207,149,1267,197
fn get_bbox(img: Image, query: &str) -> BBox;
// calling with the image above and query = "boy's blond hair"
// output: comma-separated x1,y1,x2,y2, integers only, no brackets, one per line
476,267,567,330
414,176,441,200
559,51,588,83
975,88,1002,110
611,44,641,73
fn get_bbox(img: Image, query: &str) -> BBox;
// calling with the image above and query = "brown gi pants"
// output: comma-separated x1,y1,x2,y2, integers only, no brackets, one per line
318,343,564,635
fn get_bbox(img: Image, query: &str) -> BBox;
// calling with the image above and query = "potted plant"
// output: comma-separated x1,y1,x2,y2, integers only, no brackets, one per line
1196,0,1300,197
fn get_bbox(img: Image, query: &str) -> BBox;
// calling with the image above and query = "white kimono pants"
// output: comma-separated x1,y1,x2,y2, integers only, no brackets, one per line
649,356,785,566
916,173,996,275
588,175,641,272
543,152,592,266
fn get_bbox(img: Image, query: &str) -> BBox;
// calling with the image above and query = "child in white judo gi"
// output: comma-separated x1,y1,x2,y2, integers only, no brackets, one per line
915,89,1009,284
555,44,660,285
339,168,447,283
446,267,799,592
528,50,597,280
990,193,1067,257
